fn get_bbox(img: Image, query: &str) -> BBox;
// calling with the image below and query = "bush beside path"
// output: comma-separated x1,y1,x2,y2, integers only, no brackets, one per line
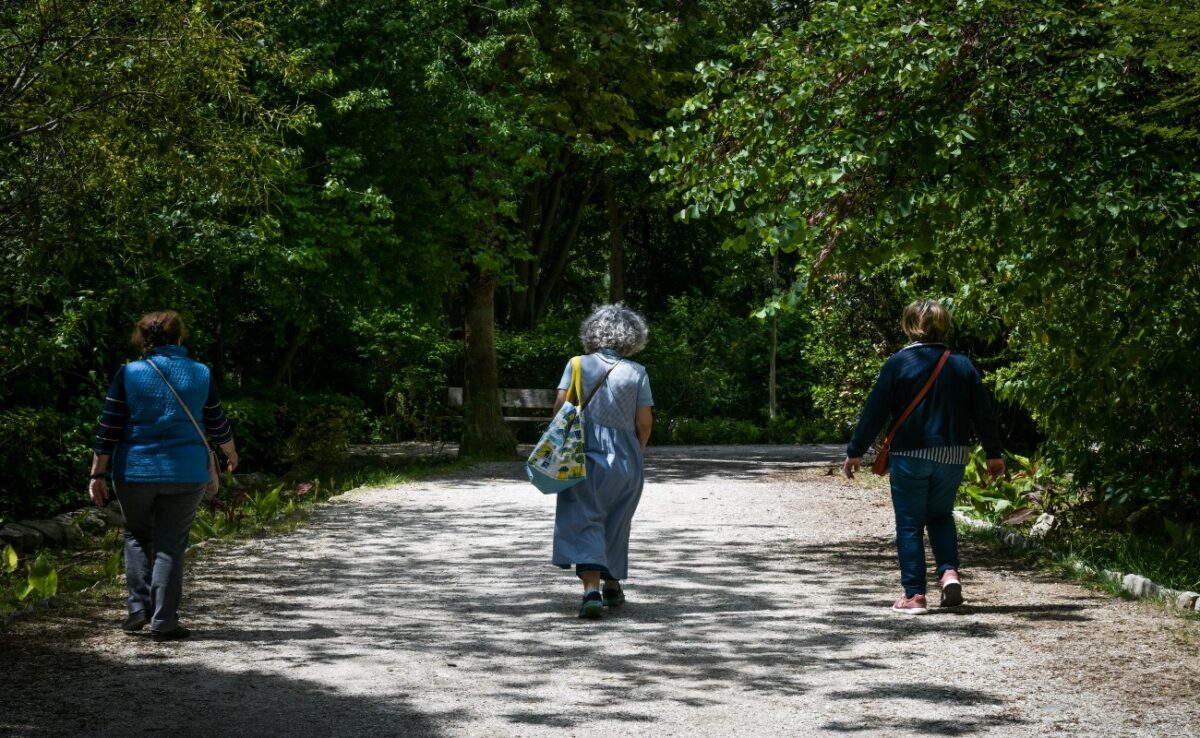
1,446,1197,737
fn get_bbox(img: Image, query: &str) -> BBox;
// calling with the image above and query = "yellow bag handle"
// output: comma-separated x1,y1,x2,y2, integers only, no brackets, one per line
568,355,583,405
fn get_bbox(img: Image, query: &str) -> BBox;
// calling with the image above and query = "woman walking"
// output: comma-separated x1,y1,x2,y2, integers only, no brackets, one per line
87,310,237,641
552,304,654,618
843,300,1004,615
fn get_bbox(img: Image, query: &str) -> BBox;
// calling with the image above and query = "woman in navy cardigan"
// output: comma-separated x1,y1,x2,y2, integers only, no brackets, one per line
843,300,1005,615
87,311,237,641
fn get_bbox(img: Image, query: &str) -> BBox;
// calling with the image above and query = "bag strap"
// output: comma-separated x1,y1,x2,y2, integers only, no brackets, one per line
144,357,212,451
880,349,951,450
578,355,622,411
567,356,584,405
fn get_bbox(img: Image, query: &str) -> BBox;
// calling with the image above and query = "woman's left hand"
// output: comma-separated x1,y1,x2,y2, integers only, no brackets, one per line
88,478,108,507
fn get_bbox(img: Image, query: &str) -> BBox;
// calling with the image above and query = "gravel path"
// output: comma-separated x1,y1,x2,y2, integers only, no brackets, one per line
2,445,1198,737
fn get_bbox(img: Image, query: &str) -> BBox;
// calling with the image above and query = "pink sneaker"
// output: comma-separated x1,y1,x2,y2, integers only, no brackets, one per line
939,569,964,607
892,593,928,615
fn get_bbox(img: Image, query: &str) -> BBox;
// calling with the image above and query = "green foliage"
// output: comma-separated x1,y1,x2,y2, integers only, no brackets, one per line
0,402,103,525
657,0,1200,517
282,399,366,469
221,399,286,473
655,414,837,446
2,544,16,574
497,316,586,389
1061,529,1200,594
663,417,766,445
801,271,909,435
246,485,285,526
21,553,58,602
0,0,307,401
224,390,370,474
957,446,1065,525
640,294,815,422
102,549,123,581
356,309,461,440
1164,519,1197,552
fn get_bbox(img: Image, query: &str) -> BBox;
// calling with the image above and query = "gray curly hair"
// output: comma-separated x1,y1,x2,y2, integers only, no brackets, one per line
579,303,649,357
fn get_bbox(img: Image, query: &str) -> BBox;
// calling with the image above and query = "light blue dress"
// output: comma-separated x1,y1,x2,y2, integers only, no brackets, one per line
551,350,653,580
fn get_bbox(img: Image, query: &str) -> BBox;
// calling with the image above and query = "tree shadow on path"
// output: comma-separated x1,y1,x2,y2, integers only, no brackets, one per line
0,640,451,738
0,450,1115,737
166,476,1093,735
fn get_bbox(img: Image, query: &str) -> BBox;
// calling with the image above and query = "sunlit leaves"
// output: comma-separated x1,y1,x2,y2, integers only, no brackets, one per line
655,0,1200,507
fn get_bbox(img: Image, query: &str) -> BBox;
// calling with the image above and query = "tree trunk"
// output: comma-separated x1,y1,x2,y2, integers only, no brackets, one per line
769,315,778,420
769,250,779,419
605,175,625,303
212,313,225,387
270,328,305,388
533,175,598,323
460,272,517,457
511,189,540,327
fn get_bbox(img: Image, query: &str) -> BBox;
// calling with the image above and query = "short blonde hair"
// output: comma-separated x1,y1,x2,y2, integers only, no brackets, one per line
901,300,951,343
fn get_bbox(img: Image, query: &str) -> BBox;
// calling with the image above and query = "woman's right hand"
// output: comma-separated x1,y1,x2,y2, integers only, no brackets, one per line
843,457,862,479
88,478,108,507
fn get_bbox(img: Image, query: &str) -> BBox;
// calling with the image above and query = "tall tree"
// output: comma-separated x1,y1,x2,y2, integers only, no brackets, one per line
0,0,305,400
418,1,695,453
657,0,1200,506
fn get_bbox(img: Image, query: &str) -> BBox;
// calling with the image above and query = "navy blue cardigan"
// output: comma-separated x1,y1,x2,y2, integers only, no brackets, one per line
846,344,1003,460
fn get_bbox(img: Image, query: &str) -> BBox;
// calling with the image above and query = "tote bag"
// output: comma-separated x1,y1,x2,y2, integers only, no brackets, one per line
525,356,587,494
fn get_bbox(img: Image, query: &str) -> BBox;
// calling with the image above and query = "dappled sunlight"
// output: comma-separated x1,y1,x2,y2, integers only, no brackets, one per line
5,448,1195,737
168,455,1072,734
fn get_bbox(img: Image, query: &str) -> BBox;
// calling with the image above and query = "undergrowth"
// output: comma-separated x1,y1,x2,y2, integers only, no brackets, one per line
956,445,1200,597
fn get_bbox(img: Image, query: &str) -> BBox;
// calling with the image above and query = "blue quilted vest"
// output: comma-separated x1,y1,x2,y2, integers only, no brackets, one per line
113,345,211,484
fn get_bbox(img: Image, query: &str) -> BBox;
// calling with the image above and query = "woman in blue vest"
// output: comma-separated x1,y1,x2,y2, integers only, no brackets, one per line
87,310,237,641
551,304,654,618
843,300,1005,615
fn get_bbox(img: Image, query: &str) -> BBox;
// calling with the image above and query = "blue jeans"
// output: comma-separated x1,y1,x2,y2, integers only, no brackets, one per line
113,482,205,632
889,456,966,597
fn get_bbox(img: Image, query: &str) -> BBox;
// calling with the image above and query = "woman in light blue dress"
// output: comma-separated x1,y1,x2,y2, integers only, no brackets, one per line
551,304,654,618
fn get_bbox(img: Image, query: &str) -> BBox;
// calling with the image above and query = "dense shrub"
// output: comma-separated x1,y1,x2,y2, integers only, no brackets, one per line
0,408,75,525
801,271,908,437
226,390,371,473
0,393,101,525
637,294,817,423
223,398,286,472
496,314,583,388
356,308,459,440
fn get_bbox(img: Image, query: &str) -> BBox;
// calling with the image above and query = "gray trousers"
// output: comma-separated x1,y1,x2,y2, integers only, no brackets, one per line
113,482,205,632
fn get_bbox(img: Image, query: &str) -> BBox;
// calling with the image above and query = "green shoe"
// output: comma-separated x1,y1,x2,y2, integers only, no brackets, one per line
602,587,625,607
578,591,604,619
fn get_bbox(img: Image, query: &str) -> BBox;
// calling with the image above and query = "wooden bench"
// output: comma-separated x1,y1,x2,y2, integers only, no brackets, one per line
446,387,558,424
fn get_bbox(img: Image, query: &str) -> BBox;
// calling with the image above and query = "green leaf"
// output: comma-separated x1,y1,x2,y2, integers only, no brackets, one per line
2,544,17,574
27,553,58,599
104,549,124,579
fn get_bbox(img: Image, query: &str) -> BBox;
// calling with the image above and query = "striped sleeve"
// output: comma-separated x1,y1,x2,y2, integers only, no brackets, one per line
202,376,234,444
93,366,128,455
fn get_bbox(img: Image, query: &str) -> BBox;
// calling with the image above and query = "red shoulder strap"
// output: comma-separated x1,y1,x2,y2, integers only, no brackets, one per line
880,350,951,449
